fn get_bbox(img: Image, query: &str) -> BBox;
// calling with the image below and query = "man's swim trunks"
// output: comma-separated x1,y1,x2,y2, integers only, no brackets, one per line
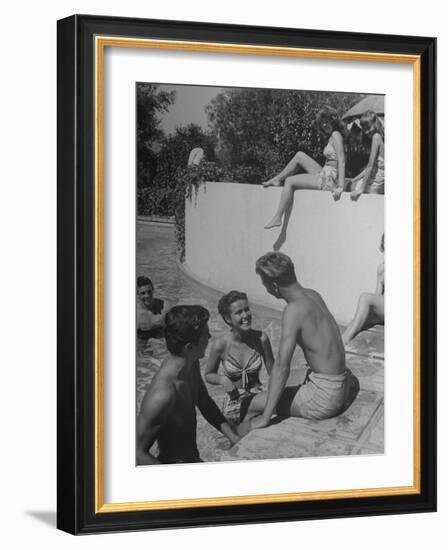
291,368,348,420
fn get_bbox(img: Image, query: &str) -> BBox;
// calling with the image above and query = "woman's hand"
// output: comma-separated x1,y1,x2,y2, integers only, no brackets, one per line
350,187,363,201
224,380,239,393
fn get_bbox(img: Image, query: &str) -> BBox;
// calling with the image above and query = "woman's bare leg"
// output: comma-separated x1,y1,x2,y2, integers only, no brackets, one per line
265,173,321,229
263,151,322,187
273,199,293,251
237,392,268,436
342,293,384,345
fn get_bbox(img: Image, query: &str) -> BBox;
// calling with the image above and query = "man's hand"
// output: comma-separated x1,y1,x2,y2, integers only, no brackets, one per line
250,415,270,430
220,422,241,446
149,297,164,315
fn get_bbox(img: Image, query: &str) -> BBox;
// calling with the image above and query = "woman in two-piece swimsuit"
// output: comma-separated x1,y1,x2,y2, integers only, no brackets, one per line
342,233,384,345
349,110,385,199
205,290,274,424
263,105,346,230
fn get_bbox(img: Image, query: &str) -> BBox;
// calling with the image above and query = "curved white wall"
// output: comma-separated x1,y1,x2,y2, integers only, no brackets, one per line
185,182,384,324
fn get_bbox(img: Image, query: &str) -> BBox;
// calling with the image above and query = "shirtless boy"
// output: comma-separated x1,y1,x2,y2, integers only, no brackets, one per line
137,305,240,464
242,252,347,432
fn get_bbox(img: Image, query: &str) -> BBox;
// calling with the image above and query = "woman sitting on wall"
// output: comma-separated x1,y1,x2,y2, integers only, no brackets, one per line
263,106,346,230
205,290,274,425
348,110,384,200
342,234,384,345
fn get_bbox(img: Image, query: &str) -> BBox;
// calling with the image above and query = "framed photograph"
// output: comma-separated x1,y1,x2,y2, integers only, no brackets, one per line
57,14,436,534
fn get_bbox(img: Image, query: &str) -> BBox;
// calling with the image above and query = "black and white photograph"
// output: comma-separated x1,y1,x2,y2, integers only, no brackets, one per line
135,83,385,465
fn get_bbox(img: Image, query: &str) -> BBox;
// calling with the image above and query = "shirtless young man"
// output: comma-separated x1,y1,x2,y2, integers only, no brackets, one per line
241,252,347,433
136,276,165,341
137,305,240,464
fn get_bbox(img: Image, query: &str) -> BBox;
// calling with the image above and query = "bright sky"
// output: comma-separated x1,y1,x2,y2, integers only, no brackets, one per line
158,84,224,135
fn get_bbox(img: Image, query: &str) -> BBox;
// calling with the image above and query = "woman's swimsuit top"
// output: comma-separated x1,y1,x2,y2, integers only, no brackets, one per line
323,138,338,167
222,348,263,390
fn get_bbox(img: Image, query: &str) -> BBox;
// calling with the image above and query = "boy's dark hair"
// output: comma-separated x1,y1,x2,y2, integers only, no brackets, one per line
137,275,153,289
255,252,297,287
217,290,248,325
164,305,210,355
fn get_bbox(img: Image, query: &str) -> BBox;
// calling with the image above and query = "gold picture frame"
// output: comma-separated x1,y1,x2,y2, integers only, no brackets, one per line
58,14,436,534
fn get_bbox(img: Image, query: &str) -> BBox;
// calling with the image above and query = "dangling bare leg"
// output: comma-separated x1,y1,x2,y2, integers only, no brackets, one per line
262,151,322,188
342,292,384,345
273,200,293,251
264,173,321,229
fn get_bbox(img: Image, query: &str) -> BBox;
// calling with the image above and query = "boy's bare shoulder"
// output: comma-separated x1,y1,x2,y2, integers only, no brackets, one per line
303,287,327,309
140,368,177,416
151,356,183,387
283,300,308,325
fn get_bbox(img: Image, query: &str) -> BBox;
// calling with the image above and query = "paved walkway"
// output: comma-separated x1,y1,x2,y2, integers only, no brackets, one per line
137,222,384,462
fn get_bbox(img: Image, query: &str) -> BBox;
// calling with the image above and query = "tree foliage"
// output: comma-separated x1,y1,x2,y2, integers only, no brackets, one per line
138,124,216,218
206,88,367,179
137,84,176,189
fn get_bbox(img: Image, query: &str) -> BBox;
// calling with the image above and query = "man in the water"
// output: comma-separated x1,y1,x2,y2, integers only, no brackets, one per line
137,305,240,464
136,275,165,341
241,252,347,433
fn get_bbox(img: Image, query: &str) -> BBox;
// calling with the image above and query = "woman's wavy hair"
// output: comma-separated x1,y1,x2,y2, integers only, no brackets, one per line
315,105,346,140
217,290,248,325
360,110,384,143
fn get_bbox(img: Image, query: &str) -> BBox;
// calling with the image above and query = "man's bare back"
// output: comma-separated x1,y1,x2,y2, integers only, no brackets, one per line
291,287,345,375
241,251,349,431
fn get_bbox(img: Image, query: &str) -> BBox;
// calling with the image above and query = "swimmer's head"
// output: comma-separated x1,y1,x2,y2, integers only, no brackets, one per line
218,290,252,332
165,305,210,358
137,275,154,307
255,252,297,298
360,110,384,140
315,106,345,138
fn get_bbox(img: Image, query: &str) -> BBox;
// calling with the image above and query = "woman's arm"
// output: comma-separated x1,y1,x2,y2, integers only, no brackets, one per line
204,338,234,389
351,167,366,183
352,133,382,198
332,131,345,189
260,331,274,375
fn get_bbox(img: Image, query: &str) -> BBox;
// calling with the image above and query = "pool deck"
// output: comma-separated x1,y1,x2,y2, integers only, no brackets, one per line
137,221,384,463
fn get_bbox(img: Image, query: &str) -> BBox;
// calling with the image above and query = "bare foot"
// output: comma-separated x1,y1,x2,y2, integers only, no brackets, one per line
262,177,282,188
264,216,282,230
